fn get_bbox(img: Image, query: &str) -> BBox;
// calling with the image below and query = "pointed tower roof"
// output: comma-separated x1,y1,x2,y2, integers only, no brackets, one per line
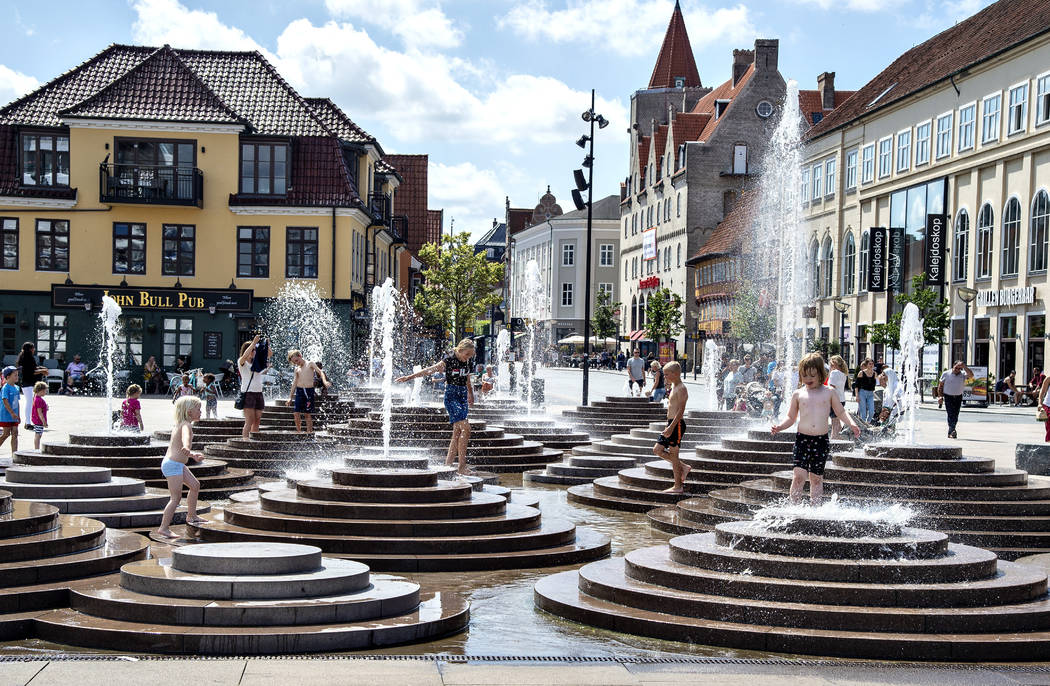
648,0,701,90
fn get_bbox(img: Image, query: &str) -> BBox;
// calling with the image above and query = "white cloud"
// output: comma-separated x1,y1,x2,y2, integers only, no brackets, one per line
130,0,273,57
428,161,508,237
790,0,908,10
324,0,463,49
499,0,756,57
915,0,992,31
0,64,39,106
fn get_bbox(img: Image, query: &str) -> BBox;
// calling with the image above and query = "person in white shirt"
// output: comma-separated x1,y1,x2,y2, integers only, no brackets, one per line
828,355,849,439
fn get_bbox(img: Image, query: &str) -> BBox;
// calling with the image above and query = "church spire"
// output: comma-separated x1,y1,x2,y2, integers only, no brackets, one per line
648,0,701,89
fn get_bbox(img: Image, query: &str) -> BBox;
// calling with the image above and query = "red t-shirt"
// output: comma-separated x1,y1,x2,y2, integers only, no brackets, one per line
121,397,141,427
32,395,48,426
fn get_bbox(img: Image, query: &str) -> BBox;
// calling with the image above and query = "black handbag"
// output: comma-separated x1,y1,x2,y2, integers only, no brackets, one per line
234,371,254,410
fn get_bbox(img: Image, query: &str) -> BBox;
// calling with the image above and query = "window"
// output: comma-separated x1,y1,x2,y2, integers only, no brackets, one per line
801,168,810,202
112,222,146,275
878,137,892,178
825,158,836,197
812,163,822,200
915,120,931,165
286,227,318,278
1,218,17,269
163,317,192,367
676,193,681,217
677,243,681,268
623,218,628,238
935,112,953,159
1032,190,1050,273
733,144,747,174
237,226,270,278
118,316,143,367
810,241,820,298
1037,74,1050,126
597,282,613,298
896,130,911,172
599,243,614,267
240,142,288,195
859,230,869,291
1008,83,1028,135
632,256,637,278
756,100,773,118
976,203,994,279
982,93,1001,144
632,214,637,235
958,103,976,151
953,210,969,282
845,149,858,190
842,232,856,295
1001,197,1021,277
35,219,69,272
20,133,70,186
821,237,834,297
861,143,875,184
162,224,195,276
562,243,575,266
561,282,573,307
35,314,66,359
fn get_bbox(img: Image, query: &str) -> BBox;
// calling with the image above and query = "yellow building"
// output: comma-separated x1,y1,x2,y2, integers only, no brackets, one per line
0,44,407,375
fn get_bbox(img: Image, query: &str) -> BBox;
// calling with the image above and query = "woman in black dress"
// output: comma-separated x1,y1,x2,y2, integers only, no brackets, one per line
16,342,46,430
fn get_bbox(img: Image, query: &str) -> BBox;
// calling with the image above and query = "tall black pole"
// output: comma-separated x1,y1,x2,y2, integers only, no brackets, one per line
582,89,596,407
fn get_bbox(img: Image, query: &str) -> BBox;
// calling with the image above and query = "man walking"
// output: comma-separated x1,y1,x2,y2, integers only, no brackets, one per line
627,348,646,396
937,360,974,439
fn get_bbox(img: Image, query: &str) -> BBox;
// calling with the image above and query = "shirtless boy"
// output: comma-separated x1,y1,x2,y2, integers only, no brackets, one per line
771,352,860,505
286,349,332,433
653,361,690,493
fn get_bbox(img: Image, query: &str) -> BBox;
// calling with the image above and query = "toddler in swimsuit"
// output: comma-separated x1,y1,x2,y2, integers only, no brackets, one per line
155,396,205,539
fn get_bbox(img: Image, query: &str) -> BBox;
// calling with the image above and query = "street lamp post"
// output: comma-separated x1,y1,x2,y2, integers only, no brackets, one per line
958,286,979,364
833,300,851,364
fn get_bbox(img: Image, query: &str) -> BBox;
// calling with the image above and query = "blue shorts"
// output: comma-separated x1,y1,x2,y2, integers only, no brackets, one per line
160,458,185,477
294,387,316,414
444,385,469,424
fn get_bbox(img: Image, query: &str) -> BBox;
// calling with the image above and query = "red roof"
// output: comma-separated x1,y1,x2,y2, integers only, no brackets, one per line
690,64,754,141
671,112,709,168
648,0,702,89
797,89,856,129
387,154,429,253
508,207,532,235
637,138,650,183
425,209,443,245
687,190,759,263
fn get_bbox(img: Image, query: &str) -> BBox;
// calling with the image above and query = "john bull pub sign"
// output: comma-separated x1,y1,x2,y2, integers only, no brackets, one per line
52,285,253,312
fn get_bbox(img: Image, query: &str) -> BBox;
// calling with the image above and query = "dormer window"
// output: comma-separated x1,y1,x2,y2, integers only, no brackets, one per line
715,100,730,119
21,132,70,186
240,141,288,195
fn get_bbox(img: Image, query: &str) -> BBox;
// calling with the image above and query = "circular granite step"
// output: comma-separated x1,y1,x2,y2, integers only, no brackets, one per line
172,542,322,576
4,465,111,485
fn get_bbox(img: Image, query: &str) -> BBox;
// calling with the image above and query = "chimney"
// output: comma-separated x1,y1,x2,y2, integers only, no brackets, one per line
818,71,836,110
753,39,779,73
732,49,754,87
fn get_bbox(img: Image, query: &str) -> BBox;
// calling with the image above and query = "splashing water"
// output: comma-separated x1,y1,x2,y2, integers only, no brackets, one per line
704,340,721,410
898,302,924,444
372,278,398,458
520,260,544,413
265,282,347,387
752,493,915,529
495,329,511,393
98,295,122,433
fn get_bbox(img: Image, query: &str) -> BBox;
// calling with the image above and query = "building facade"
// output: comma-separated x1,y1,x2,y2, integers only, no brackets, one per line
0,44,411,375
802,0,1050,388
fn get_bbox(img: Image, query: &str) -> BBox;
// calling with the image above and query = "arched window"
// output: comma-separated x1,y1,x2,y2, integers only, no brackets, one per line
631,295,638,330
842,232,856,295
677,243,682,268
676,193,681,217
953,209,969,281
810,240,820,298
821,237,834,297
624,217,628,238
666,198,671,221
976,203,994,278
1001,197,1021,276
1030,190,1049,273
859,230,869,291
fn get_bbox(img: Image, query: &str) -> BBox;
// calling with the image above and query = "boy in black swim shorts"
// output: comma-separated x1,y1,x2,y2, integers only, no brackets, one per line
286,349,331,434
653,362,690,493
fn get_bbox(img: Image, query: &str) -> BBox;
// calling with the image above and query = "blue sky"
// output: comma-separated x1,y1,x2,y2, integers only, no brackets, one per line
0,0,993,239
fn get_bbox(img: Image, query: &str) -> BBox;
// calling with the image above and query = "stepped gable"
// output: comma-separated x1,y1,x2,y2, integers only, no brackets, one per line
16,433,253,501
568,421,852,512
653,432,1050,561
0,488,149,640
32,542,469,654
189,465,609,572
536,506,1050,660
648,0,702,90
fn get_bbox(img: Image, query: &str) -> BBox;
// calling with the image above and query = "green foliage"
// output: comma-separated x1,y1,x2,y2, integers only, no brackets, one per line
867,273,951,350
591,289,621,341
807,339,842,358
644,287,684,342
413,233,504,341
731,280,776,347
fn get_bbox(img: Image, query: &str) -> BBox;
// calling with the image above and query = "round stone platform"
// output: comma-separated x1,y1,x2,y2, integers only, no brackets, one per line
32,542,469,654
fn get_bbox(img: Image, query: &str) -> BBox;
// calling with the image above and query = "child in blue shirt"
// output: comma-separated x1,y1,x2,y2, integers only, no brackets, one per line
0,366,21,456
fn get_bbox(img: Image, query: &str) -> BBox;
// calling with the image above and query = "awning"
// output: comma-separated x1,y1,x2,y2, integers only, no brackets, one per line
629,329,649,342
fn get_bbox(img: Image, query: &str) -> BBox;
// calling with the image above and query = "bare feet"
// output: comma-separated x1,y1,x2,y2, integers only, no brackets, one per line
662,485,685,493
681,463,692,481
186,516,207,525
154,529,178,540
457,467,475,476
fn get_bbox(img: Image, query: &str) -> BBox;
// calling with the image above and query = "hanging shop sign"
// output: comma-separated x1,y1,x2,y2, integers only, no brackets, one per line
642,228,657,260
52,285,253,312
924,213,947,285
639,276,661,290
887,226,905,292
867,227,886,292
976,286,1036,308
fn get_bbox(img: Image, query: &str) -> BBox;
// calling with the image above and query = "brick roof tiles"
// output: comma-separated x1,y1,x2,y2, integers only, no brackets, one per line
688,190,758,263
648,0,702,89
425,209,443,245
304,97,375,145
797,89,857,129
690,64,754,141
386,153,429,252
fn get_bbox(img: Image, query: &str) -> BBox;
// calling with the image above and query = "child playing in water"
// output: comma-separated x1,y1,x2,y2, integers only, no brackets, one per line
0,367,20,457
772,352,860,505
31,381,48,449
121,384,144,432
199,373,219,419
155,395,205,540
173,374,194,402
286,350,331,433
653,361,690,493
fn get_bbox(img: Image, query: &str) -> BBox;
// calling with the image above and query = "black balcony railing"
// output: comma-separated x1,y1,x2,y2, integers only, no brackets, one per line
367,191,391,226
99,162,203,207
389,215,407,243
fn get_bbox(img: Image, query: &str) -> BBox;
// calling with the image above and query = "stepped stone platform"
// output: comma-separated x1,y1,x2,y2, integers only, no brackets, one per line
189,466,609,572
0,488,150,640
202,428,348,479
558,396,674,441
651,436,1050,561
325,407,564,473
535,505,1050,660
32,542,469,654
526,410,750,487
470,401,592,452
16,433,255,500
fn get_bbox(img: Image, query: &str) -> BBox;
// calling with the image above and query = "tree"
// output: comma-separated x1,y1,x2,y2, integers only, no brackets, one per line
591,289,621,342
644,287,684,344
414,233,504,342
868,273,951,350
731,280,776,348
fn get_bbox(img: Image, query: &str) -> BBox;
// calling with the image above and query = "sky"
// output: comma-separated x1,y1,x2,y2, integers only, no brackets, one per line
0,0,995,240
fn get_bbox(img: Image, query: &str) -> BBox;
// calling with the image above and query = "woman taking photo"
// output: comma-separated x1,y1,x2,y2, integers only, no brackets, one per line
237,335,272,438
396,338,476,475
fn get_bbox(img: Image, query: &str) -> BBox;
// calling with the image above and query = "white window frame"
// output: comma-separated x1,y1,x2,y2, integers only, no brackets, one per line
1037,71,1050,127
957,102,976,152
598,243,614,267
825,158,836,197
801,167,810,203
561,282,573,307
935,111,953,160
861,143,875,184
1007,81,1029,136
561,242,575,267
877,136,892,179
811,163,823,200
845,149,858,190
914,120,931,166
597,282,613,298
981,91,1001,144
896,128,911,173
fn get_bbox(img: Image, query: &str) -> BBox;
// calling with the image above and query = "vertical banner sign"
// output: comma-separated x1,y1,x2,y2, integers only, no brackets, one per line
887,226,905,292
642,228,657,261
924,213,947,285
867,227,887,292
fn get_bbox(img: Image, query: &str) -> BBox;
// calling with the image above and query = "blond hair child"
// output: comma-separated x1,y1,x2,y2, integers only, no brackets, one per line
31,381,48,449
122,384,144,432
155,396,205,540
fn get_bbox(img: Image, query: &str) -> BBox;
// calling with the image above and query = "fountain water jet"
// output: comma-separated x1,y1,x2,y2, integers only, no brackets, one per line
898,302,924,444
97,296,123,433
495,329,511,393
371,278,398,458
520,260,544,413
264,282,347,388
704,340,720,410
